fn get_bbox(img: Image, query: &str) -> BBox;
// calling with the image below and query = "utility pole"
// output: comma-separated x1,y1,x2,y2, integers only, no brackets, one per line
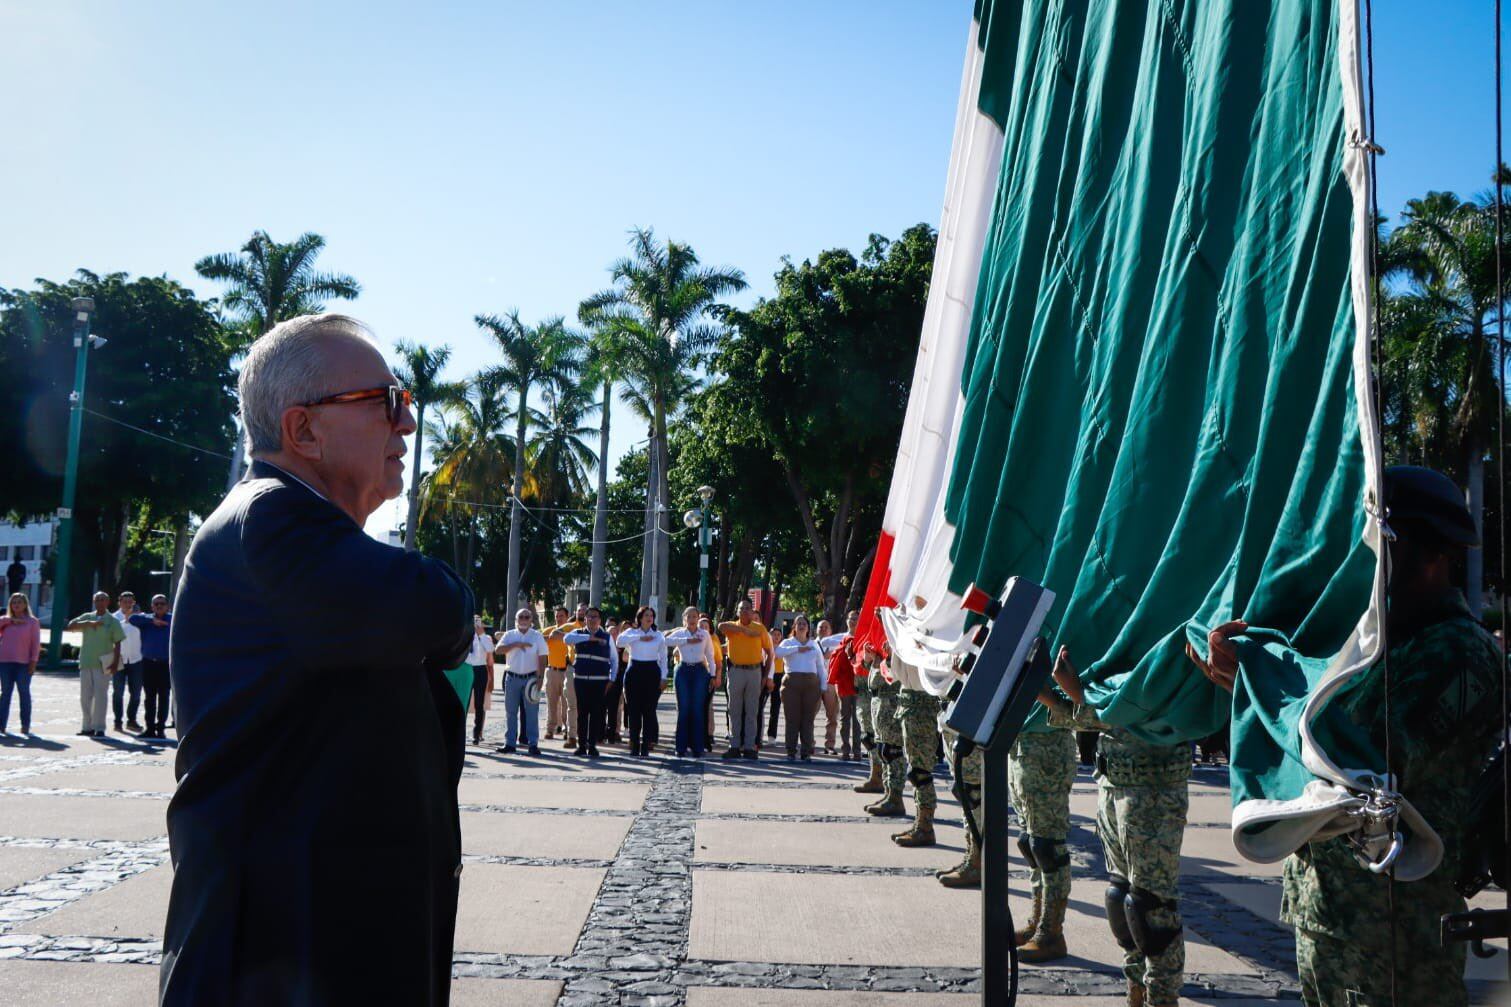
45,297,100,668
694,485,714,613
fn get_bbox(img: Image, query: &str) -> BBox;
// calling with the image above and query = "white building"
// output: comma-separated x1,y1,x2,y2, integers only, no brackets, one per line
0,519,57,623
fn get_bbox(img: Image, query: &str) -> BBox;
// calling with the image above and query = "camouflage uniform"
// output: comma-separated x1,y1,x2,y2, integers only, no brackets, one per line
898,687,944,808
1006,728,1078,941
869,665,904,798
1280,589,1501,1007
948,738,984,868
855,670,877,773
1095,732,1190,1004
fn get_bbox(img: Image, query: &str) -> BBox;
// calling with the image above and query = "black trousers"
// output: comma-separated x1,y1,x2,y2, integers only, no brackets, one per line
603,676,623,739
574,677,609,748
624,661,662,751
470,666,489,738
762,671,784,737
141,659,170,733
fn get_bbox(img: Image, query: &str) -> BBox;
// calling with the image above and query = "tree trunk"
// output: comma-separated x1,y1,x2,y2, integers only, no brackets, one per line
590,381,611,604
654,400,671,623
734,534,757,606
403,401,425,551
846,541,878,614
507,384,529,610
640,426,656,605
170,517,190,601
1466,441,1486,615
110,501,132,588
225,421,246,491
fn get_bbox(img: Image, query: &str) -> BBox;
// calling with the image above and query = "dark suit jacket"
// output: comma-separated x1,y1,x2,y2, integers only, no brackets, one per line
161,460,473,1006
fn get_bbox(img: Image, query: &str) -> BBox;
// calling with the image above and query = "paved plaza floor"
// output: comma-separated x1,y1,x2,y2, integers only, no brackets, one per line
0,671,1505,1005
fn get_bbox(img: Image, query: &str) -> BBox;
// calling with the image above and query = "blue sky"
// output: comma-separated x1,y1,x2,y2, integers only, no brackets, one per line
0,1,1501,536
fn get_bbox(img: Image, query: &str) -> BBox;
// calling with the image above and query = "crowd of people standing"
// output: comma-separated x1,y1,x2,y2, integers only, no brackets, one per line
458,596,875,765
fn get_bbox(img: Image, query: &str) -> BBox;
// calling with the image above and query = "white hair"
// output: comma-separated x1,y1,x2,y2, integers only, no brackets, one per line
239,313,375,455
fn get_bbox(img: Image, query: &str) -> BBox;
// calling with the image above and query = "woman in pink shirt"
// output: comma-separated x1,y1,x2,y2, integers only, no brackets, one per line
0,593,42,735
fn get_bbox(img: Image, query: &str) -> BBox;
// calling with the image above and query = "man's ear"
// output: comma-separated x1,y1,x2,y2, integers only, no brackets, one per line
281,406,323,462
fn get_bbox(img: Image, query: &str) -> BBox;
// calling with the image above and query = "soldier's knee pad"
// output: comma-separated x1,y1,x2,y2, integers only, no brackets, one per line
1028,836,1070,871
1016,832,1037,869
1104,876,1136,951
1124,886,1181,957
955,781,981,810
907,767,933,787
880,743,904,763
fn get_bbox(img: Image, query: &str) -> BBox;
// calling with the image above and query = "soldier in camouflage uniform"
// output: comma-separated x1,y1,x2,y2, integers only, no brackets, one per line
864,649,907,817
893,662,944,847
1201,466,1502,1007
853,644,882,794
1043,648,1188,1007
938,736,983,887
1005,723,1078,963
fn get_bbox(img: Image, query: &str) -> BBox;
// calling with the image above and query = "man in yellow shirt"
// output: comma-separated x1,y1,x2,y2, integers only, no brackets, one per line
543,605,575,743
718,599,773,759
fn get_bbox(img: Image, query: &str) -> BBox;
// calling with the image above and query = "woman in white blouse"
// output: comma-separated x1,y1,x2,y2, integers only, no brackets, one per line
775,615,829,761
620,606,669,757
666,606,717,757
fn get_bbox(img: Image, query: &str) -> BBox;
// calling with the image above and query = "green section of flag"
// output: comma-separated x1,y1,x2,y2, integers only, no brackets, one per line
444,663,474,714
948,0,1373,772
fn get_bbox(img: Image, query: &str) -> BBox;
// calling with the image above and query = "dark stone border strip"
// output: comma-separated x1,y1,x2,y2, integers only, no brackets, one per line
0,840,168,931
554,761,703,1006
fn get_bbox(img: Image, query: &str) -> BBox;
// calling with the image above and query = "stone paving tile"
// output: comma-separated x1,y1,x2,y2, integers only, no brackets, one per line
701,785,953,819
462,810,632,860
0,847,91,894
464,751,661,780
0,794,167,842
0,959,159,1006
693,818,967,870
457,777,648,811
15,864,172,939
453,863,605,956
21,763,179,795
450,976,563,1005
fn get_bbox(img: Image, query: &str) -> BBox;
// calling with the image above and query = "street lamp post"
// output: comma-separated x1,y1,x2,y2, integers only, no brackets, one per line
45,297,101,668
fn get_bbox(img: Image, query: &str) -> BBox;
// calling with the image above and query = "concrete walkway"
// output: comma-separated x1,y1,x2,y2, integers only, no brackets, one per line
0,672,1504,1005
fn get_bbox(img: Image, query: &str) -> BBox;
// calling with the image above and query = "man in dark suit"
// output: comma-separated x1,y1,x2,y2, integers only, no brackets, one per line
162,314,474,1006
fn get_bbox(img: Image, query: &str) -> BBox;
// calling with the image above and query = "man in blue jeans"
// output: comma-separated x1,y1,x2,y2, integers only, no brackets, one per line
494,607,547,756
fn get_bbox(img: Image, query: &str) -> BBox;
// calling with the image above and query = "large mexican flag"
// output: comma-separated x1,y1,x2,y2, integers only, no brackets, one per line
860,0,1444,878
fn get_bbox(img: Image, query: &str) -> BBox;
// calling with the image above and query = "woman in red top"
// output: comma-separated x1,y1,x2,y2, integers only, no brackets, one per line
826,609,865,760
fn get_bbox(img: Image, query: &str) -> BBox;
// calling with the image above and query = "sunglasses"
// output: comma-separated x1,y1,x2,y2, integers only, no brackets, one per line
302,385,413,425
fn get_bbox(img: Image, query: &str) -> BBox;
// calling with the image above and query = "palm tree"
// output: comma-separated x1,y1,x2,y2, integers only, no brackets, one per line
577,311,621,605
476,311,580,609
393,340,458,551
580,228,746,615
195,231,360,486
421,369,515,580
1382,173,1511,612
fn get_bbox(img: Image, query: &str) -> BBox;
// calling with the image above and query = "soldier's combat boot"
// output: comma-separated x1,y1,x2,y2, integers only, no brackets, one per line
1014,889,1042,946
1017,927,1068,964
937,842,980,888
891,804,936,847
853,760,884,794
1125,980,1146,1007
865,788,907,817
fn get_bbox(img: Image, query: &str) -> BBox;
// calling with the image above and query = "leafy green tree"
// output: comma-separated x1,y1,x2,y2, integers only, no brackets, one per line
393,340,459,550
0,271,235,617
476,311,579,608
717,225,935,621
195,230,360,485
1381,174,1511,612
581,228,746,617
421,369,514,584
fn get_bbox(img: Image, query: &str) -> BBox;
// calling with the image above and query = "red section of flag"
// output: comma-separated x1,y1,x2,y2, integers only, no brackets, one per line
854,530,897,650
